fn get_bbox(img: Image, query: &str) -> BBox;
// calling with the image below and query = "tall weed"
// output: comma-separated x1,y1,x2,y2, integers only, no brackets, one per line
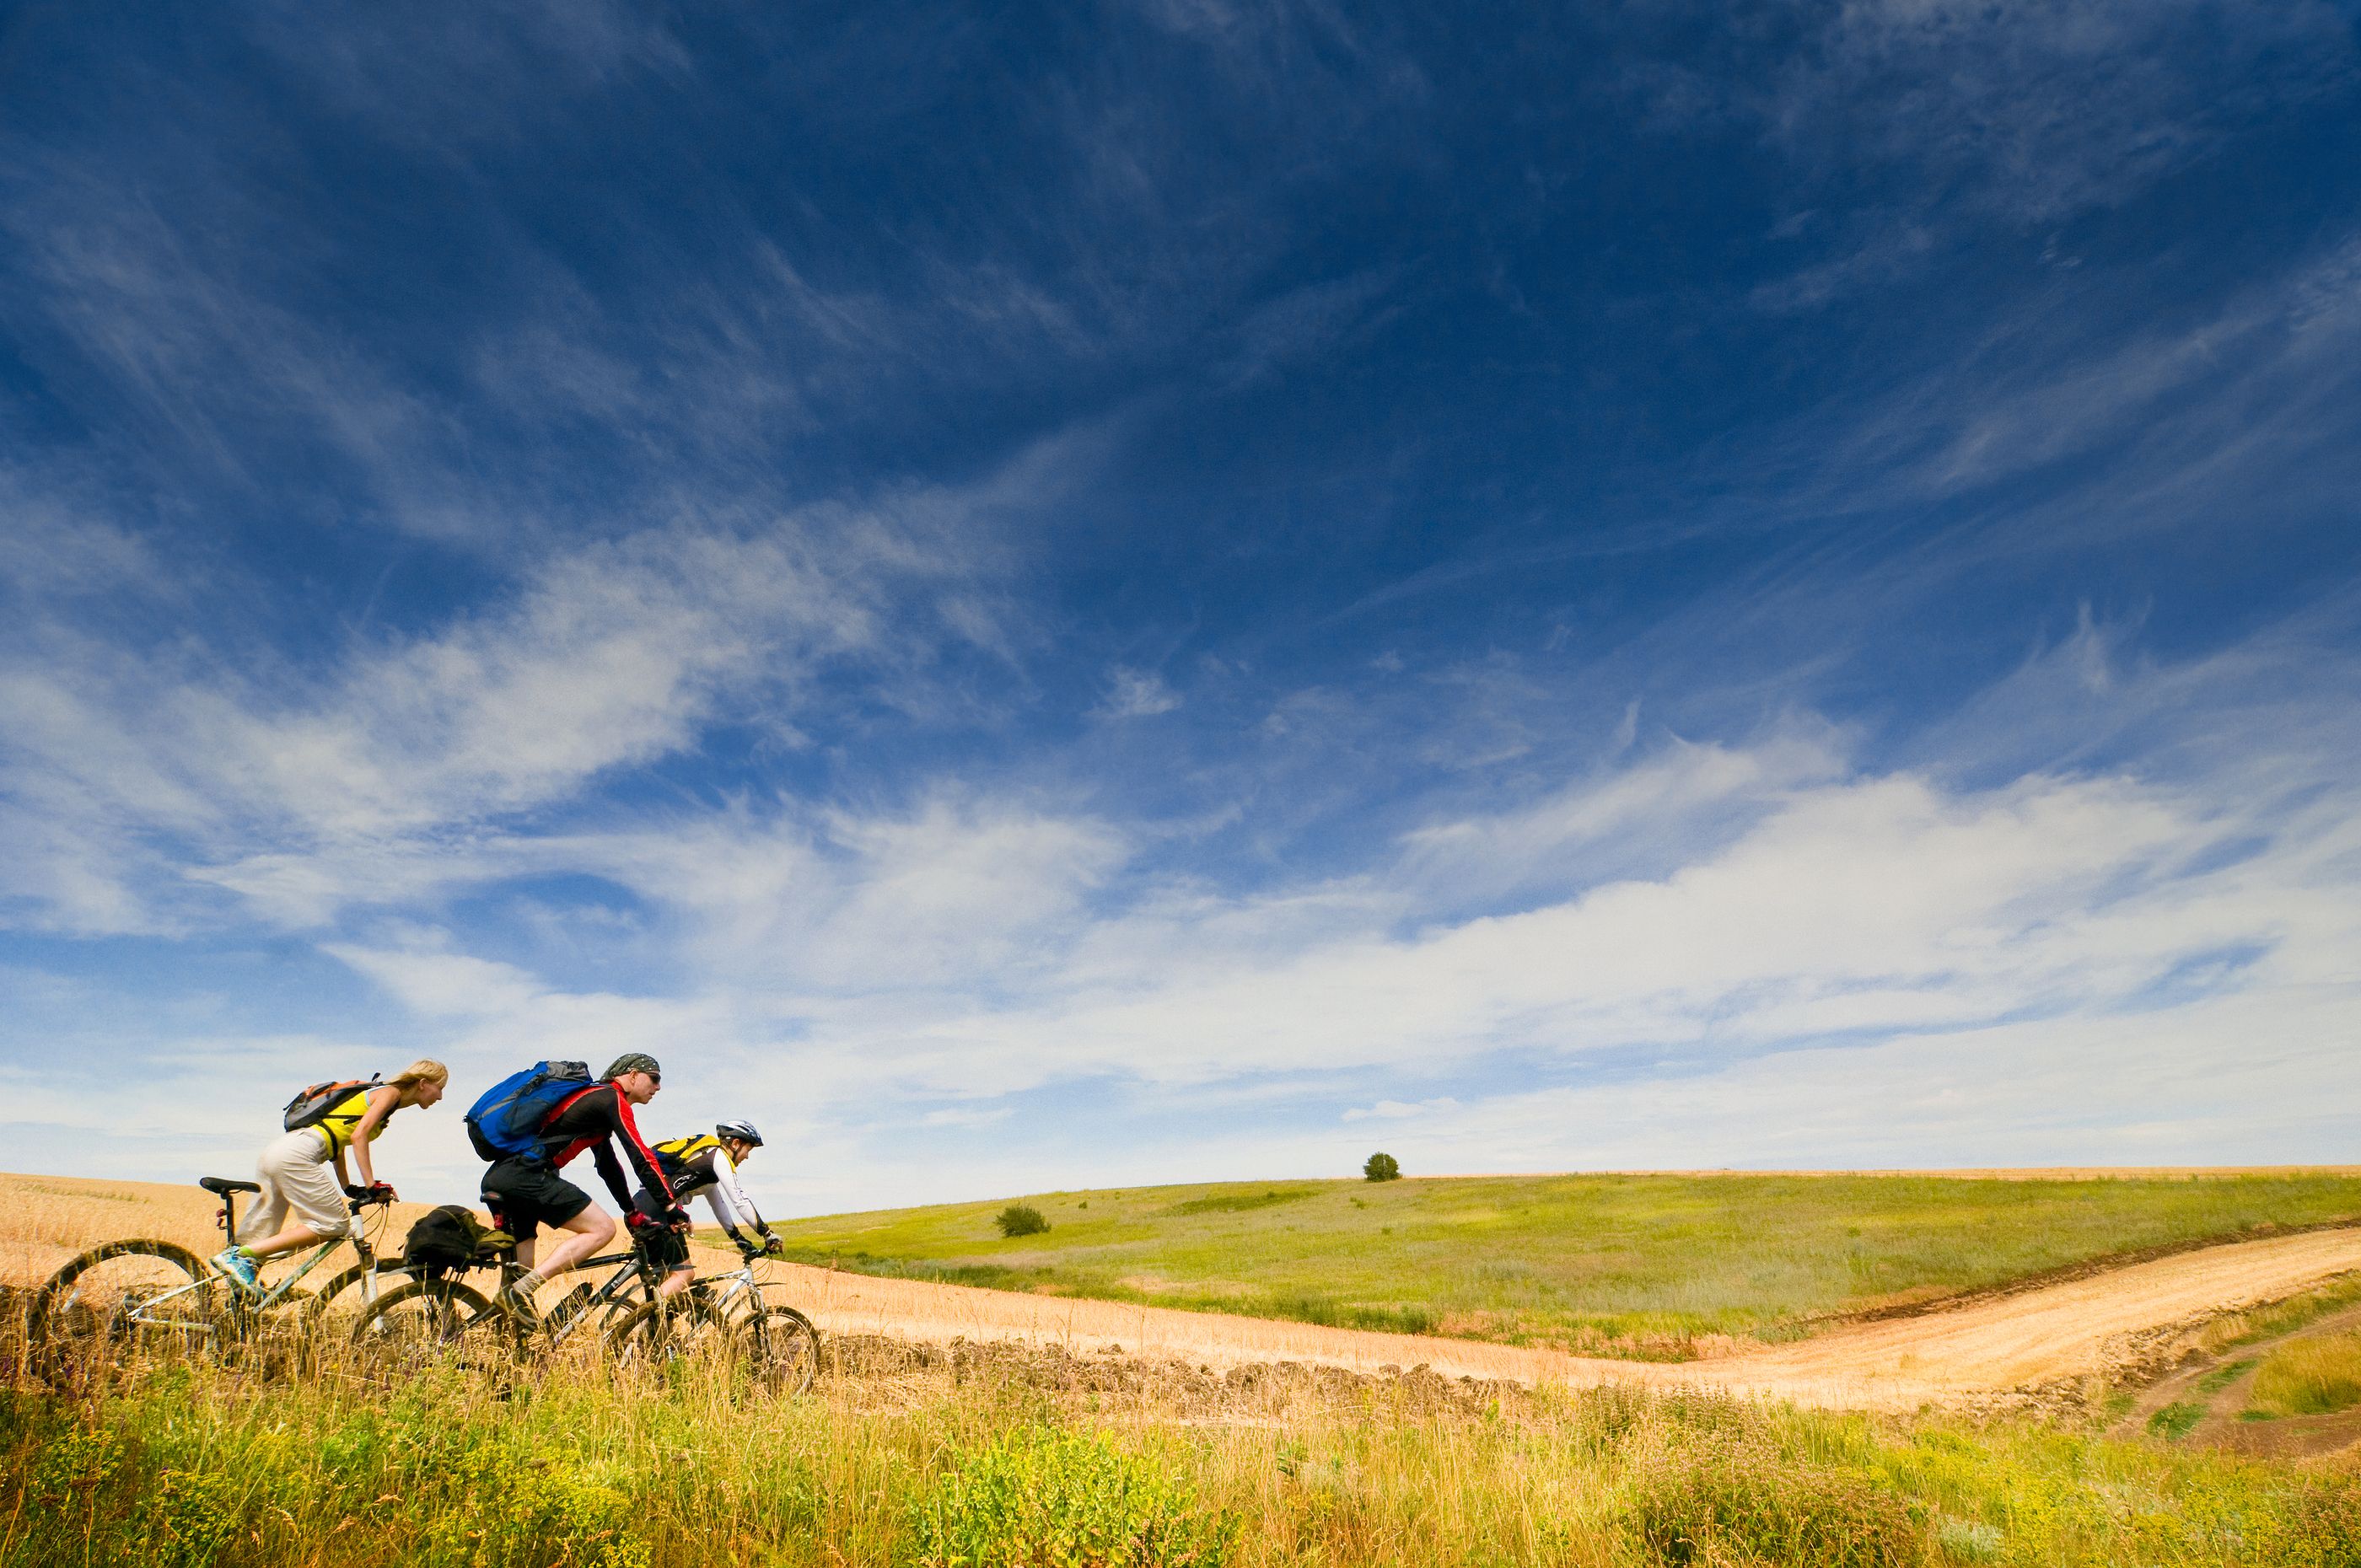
1622,1436,1925,1567
424,1444,653,1568
902,1426,1238,1568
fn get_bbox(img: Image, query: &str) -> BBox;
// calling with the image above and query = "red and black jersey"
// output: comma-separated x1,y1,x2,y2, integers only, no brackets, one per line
541,1081,676,1213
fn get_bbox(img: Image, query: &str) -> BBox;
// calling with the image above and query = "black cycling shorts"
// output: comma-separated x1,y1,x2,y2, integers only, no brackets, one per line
481,1157,592,1241
633,1188,691,1272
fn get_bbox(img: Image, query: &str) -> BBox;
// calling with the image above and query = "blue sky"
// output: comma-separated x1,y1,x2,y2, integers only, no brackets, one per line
3,2,2359,1214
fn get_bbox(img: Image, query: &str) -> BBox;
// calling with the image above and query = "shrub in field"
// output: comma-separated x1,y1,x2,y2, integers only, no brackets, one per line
1622,1438,1927,1567
996,1204,1051,1238
20,1419,131,1559
1934,1515,2003,1563
1362,1153,1400,1182
2258,1482,2361,1568
27,1420,122,1509
147,1469,242,1568
902,1426,1238,1568
425,1443,653,1568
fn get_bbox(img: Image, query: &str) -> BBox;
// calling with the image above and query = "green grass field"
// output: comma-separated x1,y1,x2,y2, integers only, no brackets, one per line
9,1341,2361,1568
771,1171,2361,1356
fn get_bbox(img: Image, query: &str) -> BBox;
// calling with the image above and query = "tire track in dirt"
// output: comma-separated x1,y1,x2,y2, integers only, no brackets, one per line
777,1227,2361,1412
2114,1299,2361,1458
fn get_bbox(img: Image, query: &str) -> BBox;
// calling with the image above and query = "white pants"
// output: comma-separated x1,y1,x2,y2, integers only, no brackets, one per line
236,1128,350,1244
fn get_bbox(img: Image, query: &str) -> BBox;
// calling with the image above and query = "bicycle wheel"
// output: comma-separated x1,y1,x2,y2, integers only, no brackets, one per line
309,1258,412,1321
602,1296,689,1373
348,1277,506,1373
739,1306,820,1396
30,1239,229,1374
546,1281,600,1334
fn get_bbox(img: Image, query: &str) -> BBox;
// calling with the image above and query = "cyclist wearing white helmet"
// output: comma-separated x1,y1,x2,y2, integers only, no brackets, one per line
637,1120,781,1299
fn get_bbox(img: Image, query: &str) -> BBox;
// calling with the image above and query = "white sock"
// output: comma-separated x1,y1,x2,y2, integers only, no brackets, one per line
508,1269,545,1297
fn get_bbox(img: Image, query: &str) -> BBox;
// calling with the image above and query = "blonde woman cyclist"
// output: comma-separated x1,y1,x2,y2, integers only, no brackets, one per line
212,1060,449,1291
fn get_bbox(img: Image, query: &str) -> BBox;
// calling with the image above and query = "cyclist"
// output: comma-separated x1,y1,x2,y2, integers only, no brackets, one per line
637,1120,783,1299
212,1059,449,1290
480,1051,686,1312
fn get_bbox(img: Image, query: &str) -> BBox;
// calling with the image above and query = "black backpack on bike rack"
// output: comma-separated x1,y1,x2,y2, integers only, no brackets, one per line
401,1206,515,1279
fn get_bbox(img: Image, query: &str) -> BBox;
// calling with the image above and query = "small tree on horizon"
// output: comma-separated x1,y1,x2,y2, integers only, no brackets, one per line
1363,1152,1401,1182
996,1203,1051,1238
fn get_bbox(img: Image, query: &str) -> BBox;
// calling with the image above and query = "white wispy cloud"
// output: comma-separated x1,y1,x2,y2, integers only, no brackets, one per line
567,796,1131,991
0,453,1056,932
1794,0,2355,223
1693,0,2361,310
1342,1096,1458,1122
1357,983,2361,1176
1094,667,1182,720
320,943,543,1018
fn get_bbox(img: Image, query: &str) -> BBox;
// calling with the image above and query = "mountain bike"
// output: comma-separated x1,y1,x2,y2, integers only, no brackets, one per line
29,1175,396,1378
347,1213,681,1372
602,1239,821,1395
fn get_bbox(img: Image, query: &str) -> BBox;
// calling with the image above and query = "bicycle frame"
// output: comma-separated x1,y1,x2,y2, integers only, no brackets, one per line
530,1247,665,1345
88,1188,391,1339
683,1254,766,1318
244,1191,391,1308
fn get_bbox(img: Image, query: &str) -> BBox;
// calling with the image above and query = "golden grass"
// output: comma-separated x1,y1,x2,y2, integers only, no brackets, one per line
2251,1332,2361,1419
0,1170,445,1305
8,1322,2361,1568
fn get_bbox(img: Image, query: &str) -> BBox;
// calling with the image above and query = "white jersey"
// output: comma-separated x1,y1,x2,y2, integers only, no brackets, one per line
651,1134,770,1243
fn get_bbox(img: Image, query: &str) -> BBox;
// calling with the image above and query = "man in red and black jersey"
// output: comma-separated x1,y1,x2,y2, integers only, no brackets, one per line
480,1051,686,1310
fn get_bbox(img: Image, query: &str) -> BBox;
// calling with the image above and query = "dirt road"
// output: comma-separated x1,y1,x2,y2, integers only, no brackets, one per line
776,1227,2361,1411
9,1171,2357,1412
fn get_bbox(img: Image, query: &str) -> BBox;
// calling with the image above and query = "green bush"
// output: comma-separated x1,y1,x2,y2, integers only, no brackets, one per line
902,1426,1238,1568
2263,1483,2361,1568
1363,1152,1401,1182
424,1442,652,1568
147,1469,243,1568
996,1204,1051,1238
1624,1440,1927,1567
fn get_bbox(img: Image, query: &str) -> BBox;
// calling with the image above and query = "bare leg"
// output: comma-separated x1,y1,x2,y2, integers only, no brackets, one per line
527,1206,616,1281
242,1222,342,1262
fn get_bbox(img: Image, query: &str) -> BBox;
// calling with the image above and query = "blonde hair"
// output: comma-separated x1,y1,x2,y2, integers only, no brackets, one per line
390,1059,449,1092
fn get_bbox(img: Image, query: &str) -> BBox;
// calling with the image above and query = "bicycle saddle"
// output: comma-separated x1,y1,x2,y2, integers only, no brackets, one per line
198,1176,261,1195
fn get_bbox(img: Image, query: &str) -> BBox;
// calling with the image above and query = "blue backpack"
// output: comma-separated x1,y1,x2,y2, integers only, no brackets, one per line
465,1060,593,1161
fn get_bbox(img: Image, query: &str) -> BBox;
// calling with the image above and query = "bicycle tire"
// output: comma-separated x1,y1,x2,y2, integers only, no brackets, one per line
739,1305,821,1396
602,1296,687,1372
348,1276,508,1372
29,1238,229,1377
308,1257,413,1320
